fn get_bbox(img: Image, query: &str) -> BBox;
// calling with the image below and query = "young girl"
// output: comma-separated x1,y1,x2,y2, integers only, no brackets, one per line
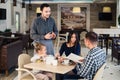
31,42,53,80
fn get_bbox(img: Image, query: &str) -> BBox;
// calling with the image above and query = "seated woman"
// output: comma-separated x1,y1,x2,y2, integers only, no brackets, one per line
56,32,81,57
31,42,53,80
55,32,81,80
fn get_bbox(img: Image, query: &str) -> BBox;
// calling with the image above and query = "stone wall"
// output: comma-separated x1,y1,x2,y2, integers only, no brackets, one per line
90,3,116,31
27,3,116,31
26,4,57,29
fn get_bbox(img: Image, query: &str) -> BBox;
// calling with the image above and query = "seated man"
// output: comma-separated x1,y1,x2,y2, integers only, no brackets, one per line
63,31,106,80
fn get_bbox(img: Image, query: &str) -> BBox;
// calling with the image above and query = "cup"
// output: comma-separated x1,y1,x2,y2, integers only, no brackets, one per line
46,59,51,64
52,60,58,66
45,55,55,65
63,59,69,65
11,34,15,37
23,31,26,34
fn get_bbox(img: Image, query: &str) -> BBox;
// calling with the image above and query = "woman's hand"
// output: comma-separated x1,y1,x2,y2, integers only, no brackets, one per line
57,56,64,63
55,53,60,58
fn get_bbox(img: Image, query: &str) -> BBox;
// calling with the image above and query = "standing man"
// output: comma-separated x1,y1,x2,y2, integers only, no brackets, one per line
62,32,106,80
30,3,58,55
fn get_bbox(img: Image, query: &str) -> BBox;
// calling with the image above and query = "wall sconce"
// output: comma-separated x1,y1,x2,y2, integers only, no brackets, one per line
103,6,111,13
72,7,81,13
28,0,32,10
22,1,25,8
29,4,32,10
36,7,41,17
1,0,5,3
13,0,17,6
36,7,41,13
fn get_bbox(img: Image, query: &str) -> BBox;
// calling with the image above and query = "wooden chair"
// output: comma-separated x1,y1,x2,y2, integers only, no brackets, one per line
111,37,120,64
93,63,106,80
56,32,69,52
80,31,87,45
79,63,106,80
16,53,37,80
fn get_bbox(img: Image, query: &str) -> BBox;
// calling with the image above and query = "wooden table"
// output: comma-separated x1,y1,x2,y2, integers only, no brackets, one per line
24,62,75,74
93,28,120,54
93,28,120,34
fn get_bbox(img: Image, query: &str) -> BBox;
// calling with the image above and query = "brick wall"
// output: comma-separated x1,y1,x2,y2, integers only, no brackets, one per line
27,3,116,31
90,3,116,31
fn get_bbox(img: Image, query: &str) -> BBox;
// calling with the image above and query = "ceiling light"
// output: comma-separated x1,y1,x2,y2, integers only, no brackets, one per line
72,7,81,13
22,1,25,8
1,0,5,3
13,0,17,6
103,6,111,13
29,0,32,10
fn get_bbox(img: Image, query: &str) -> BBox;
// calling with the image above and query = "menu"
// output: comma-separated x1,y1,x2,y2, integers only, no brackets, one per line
67,53,84,63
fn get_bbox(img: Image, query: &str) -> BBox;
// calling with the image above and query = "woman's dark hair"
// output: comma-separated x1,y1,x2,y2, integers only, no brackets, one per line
67,32,79,46
40,3,50,11
85,31,98,43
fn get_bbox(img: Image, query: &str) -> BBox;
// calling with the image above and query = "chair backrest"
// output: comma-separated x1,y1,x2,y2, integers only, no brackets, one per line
18,53,31,68
59,32,69,42
21,34,29,48
56,33,69,52
93,63,106,80
80,31,87,41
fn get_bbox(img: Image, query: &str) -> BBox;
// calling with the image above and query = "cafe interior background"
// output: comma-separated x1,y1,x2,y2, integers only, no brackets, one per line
0,0,120,80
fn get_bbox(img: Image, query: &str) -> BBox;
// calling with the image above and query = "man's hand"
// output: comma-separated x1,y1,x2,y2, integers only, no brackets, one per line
44,32,52,39
79,58,85,62
51,32,56,39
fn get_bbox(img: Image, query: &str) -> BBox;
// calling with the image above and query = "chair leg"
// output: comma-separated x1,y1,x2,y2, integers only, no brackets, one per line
118,58,120,65
5,70,8,76
57,38,60,52
111,56,113,61
25,47,28,54
18,70,22,80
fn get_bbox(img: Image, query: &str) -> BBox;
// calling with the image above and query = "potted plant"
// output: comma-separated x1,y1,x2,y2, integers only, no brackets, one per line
4,29,11,32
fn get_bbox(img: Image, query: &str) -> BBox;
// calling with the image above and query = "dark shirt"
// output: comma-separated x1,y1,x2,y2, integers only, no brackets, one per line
59,42,80,56
30,16,58,55
30,16,58,41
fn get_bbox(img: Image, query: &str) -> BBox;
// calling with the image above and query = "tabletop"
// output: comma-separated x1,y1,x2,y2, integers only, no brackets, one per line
24,62,75,74
93,28,120,34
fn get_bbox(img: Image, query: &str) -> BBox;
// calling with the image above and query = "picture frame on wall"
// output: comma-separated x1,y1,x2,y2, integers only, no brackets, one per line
58,4,90,31
61,6,86,30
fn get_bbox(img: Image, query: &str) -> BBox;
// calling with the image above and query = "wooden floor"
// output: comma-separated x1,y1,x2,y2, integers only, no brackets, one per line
0,71,17,80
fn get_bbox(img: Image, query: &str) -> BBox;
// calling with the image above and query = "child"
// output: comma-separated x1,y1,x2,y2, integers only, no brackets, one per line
31,42,47,62
31,42,53,80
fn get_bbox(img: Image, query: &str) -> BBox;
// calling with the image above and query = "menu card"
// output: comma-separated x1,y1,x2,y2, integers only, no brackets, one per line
66,53,84,63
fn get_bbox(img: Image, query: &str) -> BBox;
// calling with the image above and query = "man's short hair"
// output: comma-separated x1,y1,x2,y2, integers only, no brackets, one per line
40,3,50,11
85,32,98,43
